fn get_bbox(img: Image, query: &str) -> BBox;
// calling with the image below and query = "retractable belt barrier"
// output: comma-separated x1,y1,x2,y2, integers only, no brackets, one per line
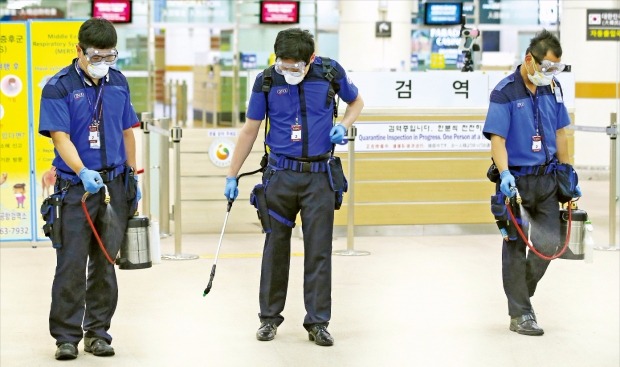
140,112,197,262
568,112,618,251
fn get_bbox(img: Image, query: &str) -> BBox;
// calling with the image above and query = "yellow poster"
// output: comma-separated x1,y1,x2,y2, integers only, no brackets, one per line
29,20,82,241
0,22,31,241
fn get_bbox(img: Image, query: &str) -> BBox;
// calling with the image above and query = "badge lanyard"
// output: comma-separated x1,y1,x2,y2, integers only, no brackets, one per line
291,104,301,142
529,91,550,162
75,61,106,150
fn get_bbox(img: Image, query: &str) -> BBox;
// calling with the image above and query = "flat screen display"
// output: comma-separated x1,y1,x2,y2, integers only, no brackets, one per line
424,2,463,25
260,1,300,24
92,0,132,24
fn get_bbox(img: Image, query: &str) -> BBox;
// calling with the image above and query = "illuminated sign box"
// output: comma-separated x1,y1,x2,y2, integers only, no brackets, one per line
92,0,132,24
260,1,300,24
424,2,463,25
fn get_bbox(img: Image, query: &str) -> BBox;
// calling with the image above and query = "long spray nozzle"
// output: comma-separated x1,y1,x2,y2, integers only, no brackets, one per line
103,184,110,204
505,186,522,205
80,184,111,204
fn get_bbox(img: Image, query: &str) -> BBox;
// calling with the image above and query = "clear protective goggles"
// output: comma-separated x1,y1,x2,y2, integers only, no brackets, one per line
539,59,565,75
83,47,118,66
274,58,306,77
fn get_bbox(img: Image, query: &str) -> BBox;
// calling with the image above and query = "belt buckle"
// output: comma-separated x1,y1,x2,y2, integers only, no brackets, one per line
300,162,311,173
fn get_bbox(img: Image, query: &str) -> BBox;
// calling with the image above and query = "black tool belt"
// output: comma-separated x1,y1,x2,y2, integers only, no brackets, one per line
268,153,330,173
56,165,125,185
509,164,554,177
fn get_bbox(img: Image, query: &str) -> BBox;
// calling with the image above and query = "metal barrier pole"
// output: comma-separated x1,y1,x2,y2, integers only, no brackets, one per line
140,112,152,218
181,80,188,127
333,125,370,256
159,117,171,237
161,126,198,260
596,112,619,251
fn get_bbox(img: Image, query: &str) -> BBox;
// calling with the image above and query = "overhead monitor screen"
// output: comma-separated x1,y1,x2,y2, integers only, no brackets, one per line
92,0,132,24
424,2,463,26
260,1,300,24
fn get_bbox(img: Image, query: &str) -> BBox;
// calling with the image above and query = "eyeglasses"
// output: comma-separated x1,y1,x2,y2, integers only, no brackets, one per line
81,47,118,66
532,54,565,75
274,58,306,77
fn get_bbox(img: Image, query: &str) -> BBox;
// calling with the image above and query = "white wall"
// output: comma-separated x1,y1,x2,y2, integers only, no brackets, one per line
338,0,413,71
561,0,620,169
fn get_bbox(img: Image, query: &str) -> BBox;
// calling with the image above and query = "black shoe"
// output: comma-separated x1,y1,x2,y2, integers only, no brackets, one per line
509,314,544,336
55,343,78,360
256,322,277,341
307,325,334,346
84,338,115,356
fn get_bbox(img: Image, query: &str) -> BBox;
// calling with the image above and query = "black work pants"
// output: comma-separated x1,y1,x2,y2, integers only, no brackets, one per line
49,175,129,345
502,174,560,318
258,168,335,329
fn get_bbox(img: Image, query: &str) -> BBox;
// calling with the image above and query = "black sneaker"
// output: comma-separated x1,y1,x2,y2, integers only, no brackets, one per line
307,325,334,346
256,322,277,341
55,343,78,360
84,337,115,356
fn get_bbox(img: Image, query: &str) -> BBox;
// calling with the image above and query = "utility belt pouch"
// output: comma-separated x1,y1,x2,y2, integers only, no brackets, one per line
486,161,500,183
327,156,348,210
555,163,578,203
124,165,138,216
250,184,272,233
491,192,517,241
40,191,65,248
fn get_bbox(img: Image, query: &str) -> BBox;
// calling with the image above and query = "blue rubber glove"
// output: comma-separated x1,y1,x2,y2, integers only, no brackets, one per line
574,184,582,198
224,176,238,200
329,124,347,144
499,170,516,198
78,167,104,194
134,175,142,202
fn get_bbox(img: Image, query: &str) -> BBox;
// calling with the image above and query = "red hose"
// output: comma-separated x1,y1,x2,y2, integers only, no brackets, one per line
81,199,116,265
505,201,572,261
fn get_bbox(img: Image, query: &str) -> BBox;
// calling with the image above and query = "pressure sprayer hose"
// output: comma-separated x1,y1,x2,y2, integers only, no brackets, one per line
81,191,116,265
505,201,572,261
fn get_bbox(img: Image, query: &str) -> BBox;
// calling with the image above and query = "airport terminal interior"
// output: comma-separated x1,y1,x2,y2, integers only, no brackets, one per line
1,0,619,366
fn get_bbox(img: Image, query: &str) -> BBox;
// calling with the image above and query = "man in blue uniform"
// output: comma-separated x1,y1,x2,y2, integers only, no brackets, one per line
39,18,140,359
483,29,581,336
224,28,363,346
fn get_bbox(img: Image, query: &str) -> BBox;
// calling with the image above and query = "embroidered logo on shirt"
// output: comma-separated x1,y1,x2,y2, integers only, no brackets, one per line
517,102,524,108
276,87,288,95
74,92,85,100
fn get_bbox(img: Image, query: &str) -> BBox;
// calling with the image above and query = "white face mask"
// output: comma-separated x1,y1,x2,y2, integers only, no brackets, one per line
526,59,553,86
87,63,110,79
284,74,304,85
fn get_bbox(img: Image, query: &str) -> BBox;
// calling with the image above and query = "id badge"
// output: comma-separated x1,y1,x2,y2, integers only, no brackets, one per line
531,135,542,152
554,87,563,103
291,124,302,142
89,124,101,149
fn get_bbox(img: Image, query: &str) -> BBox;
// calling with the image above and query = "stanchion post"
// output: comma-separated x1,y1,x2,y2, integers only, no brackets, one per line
161,125,198,260
159,117,171,237
596,112,619,251
140,112,152,219
333,125,370,256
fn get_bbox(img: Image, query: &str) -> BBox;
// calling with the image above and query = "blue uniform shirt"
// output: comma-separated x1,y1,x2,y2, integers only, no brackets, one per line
246,56,358,158
483,65,570,167
39,60,137,173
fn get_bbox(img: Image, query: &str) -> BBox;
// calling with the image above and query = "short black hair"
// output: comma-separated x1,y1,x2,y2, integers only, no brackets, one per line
273,28,314,64
78,18,117,50
526,29,562,62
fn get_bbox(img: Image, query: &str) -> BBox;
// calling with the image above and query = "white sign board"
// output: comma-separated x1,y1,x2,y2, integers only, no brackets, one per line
335,121,491,153
346,71,490,108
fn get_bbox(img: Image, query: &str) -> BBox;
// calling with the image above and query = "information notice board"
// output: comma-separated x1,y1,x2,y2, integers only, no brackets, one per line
0,20,82,243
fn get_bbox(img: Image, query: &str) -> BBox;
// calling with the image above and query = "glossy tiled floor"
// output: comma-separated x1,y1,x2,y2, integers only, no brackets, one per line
1,179,618,367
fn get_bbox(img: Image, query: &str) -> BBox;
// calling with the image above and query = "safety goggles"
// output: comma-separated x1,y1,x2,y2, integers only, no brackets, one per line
82,47,118,66
532,55,565,75
274,58,306,77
